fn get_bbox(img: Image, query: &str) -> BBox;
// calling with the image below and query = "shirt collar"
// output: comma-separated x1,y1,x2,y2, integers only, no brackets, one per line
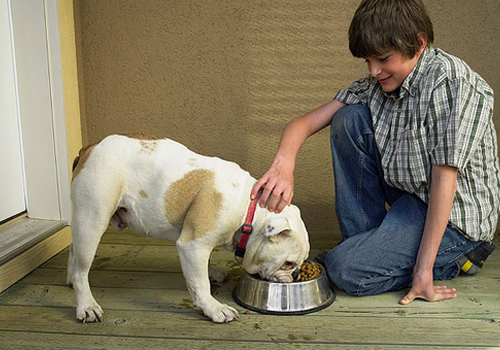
382,47,432,100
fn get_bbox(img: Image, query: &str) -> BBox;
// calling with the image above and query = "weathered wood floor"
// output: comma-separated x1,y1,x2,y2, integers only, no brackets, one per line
0,228,498,349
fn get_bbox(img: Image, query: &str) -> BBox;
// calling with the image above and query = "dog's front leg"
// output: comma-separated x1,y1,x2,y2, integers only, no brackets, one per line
176,240,239,323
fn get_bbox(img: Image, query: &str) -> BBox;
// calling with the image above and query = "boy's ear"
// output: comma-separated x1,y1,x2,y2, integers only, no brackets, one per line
417,33,428,54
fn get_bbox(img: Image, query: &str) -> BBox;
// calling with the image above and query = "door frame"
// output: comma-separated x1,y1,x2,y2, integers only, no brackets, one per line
10,0,71,223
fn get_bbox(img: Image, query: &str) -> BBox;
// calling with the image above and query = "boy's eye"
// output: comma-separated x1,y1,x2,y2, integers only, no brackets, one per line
379,56,389,62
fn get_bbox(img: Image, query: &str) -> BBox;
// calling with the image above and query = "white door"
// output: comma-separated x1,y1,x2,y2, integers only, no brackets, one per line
0,0,26,222
0,0,72,224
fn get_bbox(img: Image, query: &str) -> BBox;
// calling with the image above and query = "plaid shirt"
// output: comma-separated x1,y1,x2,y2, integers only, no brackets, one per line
335,48,500,241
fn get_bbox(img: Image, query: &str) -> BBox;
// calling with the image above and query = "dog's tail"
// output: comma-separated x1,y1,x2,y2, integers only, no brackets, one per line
72,155,81,172
72,144,96,178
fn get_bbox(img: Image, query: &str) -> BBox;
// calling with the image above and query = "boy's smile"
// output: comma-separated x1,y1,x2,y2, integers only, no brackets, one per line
364,49,423,92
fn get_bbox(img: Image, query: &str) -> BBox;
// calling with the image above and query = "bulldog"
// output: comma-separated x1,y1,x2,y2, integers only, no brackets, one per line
68,134,310,323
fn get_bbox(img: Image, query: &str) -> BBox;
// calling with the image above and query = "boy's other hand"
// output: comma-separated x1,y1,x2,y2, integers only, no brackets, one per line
400,269,457,305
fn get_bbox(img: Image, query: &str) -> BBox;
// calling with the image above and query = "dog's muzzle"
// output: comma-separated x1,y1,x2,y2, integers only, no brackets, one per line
291,267,301,281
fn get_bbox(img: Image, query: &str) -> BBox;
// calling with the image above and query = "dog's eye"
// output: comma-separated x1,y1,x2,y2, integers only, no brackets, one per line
282,261,297,271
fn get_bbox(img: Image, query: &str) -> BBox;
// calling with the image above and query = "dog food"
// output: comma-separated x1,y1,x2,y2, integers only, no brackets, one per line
296,261,321,282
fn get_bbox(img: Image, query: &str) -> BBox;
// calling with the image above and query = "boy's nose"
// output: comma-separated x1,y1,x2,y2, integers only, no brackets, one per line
368,62,382,78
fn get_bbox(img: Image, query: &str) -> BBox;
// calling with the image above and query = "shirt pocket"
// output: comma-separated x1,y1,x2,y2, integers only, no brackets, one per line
386,127,430,193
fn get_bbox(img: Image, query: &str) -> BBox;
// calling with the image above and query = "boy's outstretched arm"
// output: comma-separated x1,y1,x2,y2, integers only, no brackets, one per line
400,165,458,305
251,100,346,212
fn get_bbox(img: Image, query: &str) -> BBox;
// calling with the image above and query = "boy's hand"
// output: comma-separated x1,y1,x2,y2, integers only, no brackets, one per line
251,164,294,213
400,269,456,305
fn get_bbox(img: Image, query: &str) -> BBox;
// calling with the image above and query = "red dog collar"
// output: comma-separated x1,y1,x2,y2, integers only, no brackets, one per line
235,189,263,260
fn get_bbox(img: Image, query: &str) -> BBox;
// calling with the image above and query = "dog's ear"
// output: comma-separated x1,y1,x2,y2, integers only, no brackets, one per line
263,216,292,243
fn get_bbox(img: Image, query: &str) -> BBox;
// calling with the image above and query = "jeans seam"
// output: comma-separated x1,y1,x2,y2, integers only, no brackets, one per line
357,152,370,232
355,131,373,232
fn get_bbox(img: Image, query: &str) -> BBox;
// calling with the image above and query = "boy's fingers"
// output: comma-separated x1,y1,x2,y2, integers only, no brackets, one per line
251,177,267,199
433,287,457,301
260,182,276,208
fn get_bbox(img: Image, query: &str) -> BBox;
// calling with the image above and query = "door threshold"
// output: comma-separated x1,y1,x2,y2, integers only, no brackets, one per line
0,217,67,265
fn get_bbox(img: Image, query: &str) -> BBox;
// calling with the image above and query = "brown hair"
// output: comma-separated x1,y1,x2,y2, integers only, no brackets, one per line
349,0,434,58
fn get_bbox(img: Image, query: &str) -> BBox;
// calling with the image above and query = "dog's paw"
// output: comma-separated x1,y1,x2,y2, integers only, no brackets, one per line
76,303,104,323
208,266,228,283
205,303,239,323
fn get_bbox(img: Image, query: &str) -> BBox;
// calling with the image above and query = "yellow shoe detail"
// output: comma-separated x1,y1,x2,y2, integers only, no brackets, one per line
461,260,473,273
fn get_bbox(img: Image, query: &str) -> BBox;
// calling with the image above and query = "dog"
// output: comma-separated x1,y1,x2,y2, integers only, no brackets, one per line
68,134,310,323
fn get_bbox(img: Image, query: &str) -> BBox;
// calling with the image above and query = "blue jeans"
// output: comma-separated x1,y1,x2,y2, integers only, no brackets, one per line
325,104,481,296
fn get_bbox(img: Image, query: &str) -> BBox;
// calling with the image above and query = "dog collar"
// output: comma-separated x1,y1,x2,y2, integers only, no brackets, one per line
235,189,263,261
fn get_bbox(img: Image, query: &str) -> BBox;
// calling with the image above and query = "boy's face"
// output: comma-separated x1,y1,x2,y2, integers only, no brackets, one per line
364,50,421,92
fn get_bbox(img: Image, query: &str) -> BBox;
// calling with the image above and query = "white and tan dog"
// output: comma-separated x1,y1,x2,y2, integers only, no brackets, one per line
68,134,310,323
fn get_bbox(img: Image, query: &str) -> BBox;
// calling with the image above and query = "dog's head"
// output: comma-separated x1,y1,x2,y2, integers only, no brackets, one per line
242,205,310,282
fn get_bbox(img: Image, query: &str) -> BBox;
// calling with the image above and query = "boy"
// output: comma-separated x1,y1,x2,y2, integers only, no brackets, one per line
251,0,498,304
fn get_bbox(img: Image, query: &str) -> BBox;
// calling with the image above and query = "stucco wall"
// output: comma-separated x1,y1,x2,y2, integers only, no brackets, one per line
73,0,500,233
59,0,82,167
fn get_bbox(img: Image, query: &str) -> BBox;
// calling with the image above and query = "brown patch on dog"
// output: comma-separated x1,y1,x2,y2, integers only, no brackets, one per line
164,169,223,243
72,144,96,180
121,133,163,141
139,190,148,198
120,133,162,154
140,140,158,154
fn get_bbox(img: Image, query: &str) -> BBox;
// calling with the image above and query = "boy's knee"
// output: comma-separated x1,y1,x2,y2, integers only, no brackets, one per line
325,248,363,296
330,104,372,142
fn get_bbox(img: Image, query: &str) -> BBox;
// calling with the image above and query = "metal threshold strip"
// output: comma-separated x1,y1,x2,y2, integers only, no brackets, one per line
0,217,67,265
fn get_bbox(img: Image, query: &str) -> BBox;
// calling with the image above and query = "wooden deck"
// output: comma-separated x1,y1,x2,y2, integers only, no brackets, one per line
0,228,498,349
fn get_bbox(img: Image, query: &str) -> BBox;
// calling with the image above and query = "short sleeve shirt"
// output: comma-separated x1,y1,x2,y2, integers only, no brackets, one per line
334,47,500,241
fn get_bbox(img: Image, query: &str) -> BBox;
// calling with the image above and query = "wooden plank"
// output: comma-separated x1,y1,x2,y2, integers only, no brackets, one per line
99,229,175,246
0,305,498,347
2,280,498,320
41,244,326,274
5,331,495,350
41,244,244,273
0,226,72,292
21,268,191,290
17,266,500,299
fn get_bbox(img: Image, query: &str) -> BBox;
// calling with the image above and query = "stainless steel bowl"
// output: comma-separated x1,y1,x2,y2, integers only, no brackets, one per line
232,260,335,315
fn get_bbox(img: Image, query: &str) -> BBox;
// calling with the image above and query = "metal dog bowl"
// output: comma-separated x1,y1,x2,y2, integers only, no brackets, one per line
233,260,335,315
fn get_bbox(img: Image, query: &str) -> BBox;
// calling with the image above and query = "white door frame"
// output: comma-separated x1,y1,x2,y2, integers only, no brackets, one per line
9,0,71,223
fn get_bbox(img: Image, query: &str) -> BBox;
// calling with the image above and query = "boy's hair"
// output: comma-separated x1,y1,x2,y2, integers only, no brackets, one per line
349,0,434,58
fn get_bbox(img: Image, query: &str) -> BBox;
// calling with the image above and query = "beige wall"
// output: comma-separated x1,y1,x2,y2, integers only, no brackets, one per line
60,0,82,165
73,0,500,233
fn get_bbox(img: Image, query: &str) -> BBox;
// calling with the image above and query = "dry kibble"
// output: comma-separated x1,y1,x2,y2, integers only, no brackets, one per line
296,261,321,282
